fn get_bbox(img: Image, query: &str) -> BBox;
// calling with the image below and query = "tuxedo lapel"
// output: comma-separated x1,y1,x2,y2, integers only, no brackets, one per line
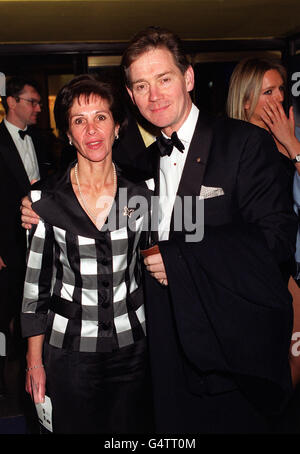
151,113,214,240
148,141,160,243
0,122,30,193
176,113,213,198
168,113,213,236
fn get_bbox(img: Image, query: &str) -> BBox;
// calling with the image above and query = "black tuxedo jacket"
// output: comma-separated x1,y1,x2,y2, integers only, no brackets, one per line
142,113,298,432
149,113,297,266
0,120,53,269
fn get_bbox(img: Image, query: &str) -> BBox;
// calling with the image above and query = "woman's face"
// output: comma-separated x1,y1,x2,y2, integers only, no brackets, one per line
246,69,285,129
67,94,119,163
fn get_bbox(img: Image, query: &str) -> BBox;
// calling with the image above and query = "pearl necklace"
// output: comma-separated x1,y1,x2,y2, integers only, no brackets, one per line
74,162,117,222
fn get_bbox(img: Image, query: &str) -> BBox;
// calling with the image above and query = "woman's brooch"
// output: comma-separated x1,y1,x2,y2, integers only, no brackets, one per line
123,206,135,218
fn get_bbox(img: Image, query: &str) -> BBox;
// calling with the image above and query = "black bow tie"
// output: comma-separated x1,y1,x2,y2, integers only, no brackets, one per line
156,131,185,157
18,129,31,140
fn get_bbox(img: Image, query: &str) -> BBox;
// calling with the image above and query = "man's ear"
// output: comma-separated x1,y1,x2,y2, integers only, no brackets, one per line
185,65,195,93
6,95,17,110
126,86,136,105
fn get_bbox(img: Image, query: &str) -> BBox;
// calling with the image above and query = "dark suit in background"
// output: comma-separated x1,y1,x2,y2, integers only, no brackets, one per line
0,120,53,360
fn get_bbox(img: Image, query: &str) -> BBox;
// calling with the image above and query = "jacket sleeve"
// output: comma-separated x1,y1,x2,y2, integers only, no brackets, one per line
236,127,297,268
21,217,54,338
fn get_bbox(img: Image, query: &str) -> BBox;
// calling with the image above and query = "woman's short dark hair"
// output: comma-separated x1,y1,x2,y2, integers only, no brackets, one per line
121,26,190,88
54,73,125,138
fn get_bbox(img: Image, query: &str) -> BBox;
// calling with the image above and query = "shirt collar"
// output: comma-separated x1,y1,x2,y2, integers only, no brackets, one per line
161,103,199,147
4,118,28,138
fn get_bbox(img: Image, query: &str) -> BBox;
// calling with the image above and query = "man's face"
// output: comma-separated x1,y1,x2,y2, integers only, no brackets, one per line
12,84,41,128
127,47,194,136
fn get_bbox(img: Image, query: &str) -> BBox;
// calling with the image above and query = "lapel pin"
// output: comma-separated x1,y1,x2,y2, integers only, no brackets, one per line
123,206,135,218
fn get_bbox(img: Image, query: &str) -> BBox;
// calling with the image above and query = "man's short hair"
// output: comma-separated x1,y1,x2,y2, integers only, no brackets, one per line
1,76,40,113
121,26,190,88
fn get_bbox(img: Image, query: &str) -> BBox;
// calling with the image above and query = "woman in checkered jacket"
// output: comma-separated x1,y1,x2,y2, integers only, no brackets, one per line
21,74,153,434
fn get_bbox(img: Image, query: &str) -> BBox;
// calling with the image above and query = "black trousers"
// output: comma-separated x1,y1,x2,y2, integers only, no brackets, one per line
43,339,154,434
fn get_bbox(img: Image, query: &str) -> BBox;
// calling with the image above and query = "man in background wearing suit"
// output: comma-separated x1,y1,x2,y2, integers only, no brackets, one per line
0,76,52,400
121,27,298,433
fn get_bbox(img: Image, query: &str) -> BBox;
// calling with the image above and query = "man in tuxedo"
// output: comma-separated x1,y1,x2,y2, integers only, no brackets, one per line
0,76,52,398
120,27,298,433
21,27,297,432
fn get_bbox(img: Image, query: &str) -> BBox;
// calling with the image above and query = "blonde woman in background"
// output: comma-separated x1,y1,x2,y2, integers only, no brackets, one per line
227,57,300,432
227,57,300,167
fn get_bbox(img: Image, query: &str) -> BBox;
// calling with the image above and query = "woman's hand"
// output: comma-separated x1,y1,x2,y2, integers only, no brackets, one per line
25,364,46,403
261,101,295,148
25,335,46,403
261,101,293,144
260,102,300,175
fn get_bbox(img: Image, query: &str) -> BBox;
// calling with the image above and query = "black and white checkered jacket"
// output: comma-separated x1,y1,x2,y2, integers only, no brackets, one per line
21,163,151,353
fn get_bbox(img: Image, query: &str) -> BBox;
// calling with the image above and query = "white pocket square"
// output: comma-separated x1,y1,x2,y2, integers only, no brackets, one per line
145,178,155,191
199,185,224,200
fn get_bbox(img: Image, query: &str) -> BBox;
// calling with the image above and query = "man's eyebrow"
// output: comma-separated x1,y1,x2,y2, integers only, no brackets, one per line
132,71,173,85
131,79,147,85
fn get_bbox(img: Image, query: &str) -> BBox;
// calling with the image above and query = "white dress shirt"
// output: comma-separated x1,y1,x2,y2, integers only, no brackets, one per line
158,103,199,240
4,118,40,182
